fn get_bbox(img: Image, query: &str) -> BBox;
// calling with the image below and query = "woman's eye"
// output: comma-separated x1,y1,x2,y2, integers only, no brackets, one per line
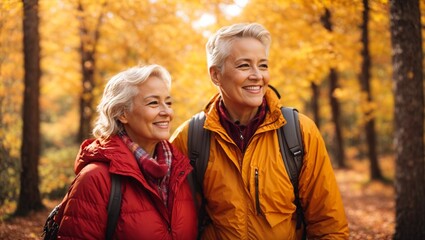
147,101,159,106
237,64,250,69
166,101,173,106
259,63,268,70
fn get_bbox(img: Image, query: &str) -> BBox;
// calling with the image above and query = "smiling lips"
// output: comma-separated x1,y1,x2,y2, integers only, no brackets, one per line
243,85,262,93
154,121,170,129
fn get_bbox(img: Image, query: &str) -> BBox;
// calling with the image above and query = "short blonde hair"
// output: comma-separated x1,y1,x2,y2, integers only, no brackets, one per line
206,23,271,70
92,64,171,139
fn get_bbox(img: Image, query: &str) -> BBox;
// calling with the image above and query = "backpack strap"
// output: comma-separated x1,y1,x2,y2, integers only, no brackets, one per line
187,111,210,238
106,174,122,240
278,107,306,236
42,173,122,240
188,111,211,185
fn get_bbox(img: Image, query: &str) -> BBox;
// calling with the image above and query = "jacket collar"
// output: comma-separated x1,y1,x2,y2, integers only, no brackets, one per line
203,87,285,134
74,136,192,188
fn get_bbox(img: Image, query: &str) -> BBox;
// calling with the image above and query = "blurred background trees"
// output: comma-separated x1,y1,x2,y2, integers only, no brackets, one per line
0,0,424,236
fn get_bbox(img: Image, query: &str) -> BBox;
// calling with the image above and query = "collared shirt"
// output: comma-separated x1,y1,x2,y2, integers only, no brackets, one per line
217,98,267,152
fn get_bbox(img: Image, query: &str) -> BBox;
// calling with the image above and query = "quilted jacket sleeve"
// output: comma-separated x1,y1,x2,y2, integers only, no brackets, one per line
57,163,111,240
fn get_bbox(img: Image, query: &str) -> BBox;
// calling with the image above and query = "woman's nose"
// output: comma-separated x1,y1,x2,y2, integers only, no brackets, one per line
159,105,172,116
249,68,263,80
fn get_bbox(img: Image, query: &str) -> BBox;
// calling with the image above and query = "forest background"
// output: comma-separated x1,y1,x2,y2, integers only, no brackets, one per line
0,0,424,239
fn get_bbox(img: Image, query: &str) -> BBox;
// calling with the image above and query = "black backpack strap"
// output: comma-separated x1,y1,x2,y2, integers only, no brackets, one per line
188,111,211,185
278,107,306,236
106,174,122,240
187,111,211,238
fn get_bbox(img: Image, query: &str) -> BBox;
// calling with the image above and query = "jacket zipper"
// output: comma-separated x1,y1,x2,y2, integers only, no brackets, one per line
255,168,262,215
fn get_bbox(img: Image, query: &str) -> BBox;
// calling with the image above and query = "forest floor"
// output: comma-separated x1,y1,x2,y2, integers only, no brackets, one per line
0,154,395,239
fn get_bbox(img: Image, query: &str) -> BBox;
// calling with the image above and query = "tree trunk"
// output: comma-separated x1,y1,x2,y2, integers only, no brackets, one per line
390,0,425,238
76,1,106,142
329,69,346,168
310,82,320,129
360,0,382,179
321,8,346,168
77,45,95,142
16,0,43,216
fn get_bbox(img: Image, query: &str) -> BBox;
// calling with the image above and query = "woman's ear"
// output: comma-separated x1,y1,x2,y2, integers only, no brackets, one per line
118,113,128,124
209,66,220,86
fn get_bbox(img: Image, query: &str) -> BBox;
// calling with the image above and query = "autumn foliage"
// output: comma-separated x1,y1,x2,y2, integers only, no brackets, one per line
1,0,425,238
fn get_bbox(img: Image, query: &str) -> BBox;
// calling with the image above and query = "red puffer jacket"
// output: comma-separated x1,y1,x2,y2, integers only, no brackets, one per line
55,135,197,240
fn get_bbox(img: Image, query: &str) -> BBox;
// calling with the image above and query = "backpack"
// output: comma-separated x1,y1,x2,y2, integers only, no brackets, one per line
42,174,122,240
187,107,306,238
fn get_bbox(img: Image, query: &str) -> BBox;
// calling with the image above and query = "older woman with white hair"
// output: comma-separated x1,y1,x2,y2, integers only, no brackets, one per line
171,23,349,239
51,64,197,239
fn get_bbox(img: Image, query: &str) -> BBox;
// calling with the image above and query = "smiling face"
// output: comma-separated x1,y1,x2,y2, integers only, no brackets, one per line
210,37,270,121
118,76,173,155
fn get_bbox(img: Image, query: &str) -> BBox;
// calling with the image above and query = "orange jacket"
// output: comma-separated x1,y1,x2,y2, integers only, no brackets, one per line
171,89,349,239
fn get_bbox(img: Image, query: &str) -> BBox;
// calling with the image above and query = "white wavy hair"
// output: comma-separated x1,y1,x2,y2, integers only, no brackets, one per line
92,64,171,139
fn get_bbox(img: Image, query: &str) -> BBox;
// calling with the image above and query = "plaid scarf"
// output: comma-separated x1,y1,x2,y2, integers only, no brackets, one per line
118,130,172,208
